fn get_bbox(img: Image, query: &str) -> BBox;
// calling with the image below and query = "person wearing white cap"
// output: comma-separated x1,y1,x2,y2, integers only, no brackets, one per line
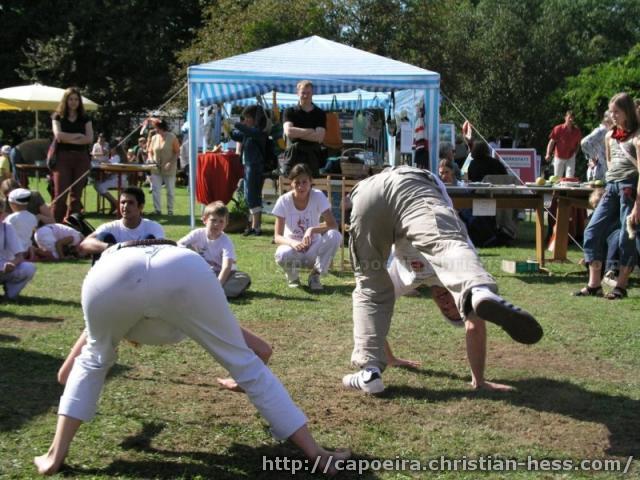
0,145,12,180
0,216,36,299
5,188,38,258
1,178,55,226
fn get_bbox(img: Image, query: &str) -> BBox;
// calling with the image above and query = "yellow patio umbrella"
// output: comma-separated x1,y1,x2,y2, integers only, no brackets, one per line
0,83,99,138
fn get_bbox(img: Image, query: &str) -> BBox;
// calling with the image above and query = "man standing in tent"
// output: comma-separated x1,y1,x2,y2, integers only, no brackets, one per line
283,80,326,177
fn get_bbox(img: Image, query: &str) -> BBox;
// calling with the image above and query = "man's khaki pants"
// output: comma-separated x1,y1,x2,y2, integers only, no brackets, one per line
349,167,497,371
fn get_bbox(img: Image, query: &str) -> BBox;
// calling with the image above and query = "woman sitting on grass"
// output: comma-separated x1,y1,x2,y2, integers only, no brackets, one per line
272,163,341,291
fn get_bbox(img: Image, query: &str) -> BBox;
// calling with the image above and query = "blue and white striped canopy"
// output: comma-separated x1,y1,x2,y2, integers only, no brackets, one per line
186,36,441,226
188,36,439,105
233,89,389,110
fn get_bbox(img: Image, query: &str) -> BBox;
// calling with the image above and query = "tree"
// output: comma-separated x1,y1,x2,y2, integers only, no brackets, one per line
2,0,203,142
551,43,640,132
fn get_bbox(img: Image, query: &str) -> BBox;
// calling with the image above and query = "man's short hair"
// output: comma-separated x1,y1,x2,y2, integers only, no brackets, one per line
203,200,229,219
121,186,145,206
296,80,313,91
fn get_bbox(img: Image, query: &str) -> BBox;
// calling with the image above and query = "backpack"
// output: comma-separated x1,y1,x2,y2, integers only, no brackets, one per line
64,213,95,237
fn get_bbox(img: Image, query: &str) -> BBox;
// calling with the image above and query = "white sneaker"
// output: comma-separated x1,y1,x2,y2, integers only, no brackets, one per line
308,272,323,291
286,273,300,288
342,367,384,394
471,288,543,344
602,270,618,289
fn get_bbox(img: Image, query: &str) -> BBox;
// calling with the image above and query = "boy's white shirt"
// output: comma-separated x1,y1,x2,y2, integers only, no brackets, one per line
177,228,237,273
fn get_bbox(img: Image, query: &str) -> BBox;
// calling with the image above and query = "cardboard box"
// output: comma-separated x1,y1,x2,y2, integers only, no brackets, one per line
501,260,539,274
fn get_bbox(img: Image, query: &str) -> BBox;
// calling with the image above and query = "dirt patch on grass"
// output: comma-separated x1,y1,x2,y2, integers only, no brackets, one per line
487,341,631,384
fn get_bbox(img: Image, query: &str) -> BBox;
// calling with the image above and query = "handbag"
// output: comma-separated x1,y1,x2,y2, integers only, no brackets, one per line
323,96,343,150
46,139,58,170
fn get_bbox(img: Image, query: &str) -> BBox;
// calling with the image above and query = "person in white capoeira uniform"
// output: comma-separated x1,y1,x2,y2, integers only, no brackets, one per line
34,243,349,475
342,166,543,395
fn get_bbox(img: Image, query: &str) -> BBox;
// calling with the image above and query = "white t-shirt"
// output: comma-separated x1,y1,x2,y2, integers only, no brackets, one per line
0,222,23,263
177,228,236,274
34,223,83,258
94,218,165,243
271,189,331,241
91,142,108,161
5,211,37,252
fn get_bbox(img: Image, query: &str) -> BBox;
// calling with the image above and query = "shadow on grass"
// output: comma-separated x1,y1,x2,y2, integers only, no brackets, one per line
0,347,130,432
230,291,319,303
14,296,81,308
0,333,20,342
385,374,639,456
68,421,381,479
0,308,65,323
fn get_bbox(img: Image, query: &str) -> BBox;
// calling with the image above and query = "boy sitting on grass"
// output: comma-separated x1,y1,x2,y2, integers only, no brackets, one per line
178,200,251,298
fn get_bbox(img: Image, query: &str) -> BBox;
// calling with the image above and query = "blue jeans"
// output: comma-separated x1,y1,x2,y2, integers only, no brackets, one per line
244,162,264,210
583,178,638,267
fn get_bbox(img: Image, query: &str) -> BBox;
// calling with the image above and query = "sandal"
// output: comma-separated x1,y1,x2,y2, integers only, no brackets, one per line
605,286,627,300
572,285,603,297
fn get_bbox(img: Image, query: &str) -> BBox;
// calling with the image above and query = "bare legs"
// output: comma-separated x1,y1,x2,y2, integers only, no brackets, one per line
34,419,351,476
466,314,513,392
216,328,273,391
288,424,351,476
33,415,82,475
588,260,603,288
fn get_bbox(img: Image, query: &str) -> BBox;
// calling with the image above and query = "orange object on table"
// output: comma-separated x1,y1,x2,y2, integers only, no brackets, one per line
196,152,244,205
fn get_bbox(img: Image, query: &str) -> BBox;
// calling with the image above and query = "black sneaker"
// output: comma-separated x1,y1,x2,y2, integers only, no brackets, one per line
242,228,255,237
471,289,543,344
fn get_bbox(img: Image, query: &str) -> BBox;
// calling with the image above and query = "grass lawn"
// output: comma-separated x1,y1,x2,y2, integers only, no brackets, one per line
1,182,638,479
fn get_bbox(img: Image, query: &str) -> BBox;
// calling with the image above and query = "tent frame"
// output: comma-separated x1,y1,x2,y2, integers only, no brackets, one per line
186,36,440,227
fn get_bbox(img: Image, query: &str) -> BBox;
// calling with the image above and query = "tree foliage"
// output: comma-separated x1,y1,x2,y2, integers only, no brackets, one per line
1,0,202,140
3,0,640,149
552,43,640,132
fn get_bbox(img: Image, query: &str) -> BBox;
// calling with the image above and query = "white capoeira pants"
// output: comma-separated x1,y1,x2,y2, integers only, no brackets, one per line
0,261,36,299
349,167,497,371
58,245,306,440
274,229,342,278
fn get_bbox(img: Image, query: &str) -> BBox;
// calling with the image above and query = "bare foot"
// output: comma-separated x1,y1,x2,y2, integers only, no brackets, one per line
34,452,64,476
388,356,421,369
216,377,244,393
471,380,514,392
315,448,351,476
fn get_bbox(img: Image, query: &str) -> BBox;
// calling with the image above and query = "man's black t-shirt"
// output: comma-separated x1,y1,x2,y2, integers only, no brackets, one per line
283,104,327,144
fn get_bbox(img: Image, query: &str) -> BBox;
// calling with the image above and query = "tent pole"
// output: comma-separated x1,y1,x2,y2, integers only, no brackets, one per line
187,80,199,229
35,110,39,139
